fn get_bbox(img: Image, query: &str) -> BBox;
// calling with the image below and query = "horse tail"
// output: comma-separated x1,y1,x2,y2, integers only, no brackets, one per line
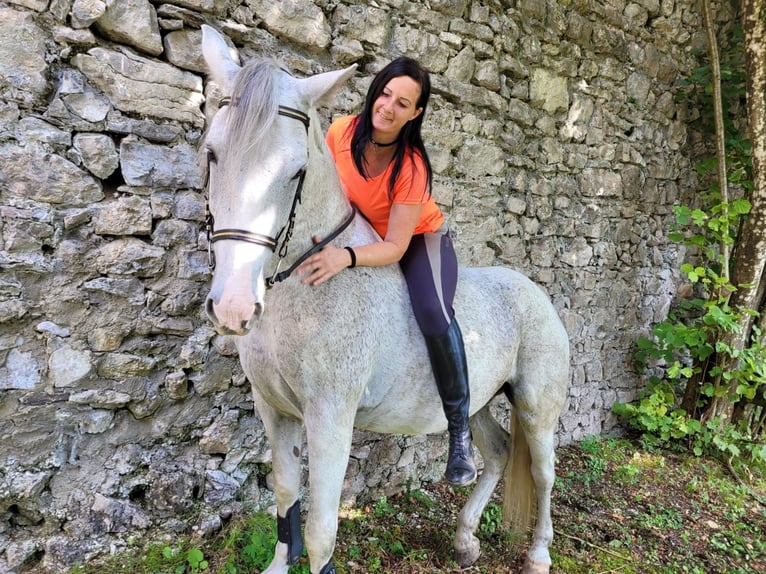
502,407,535,537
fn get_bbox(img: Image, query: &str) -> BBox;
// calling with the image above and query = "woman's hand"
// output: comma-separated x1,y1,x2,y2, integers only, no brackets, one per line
297,203,423,287
296,241,353,286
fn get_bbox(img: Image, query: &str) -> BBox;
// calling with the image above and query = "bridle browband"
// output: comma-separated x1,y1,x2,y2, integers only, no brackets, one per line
205,97,355,287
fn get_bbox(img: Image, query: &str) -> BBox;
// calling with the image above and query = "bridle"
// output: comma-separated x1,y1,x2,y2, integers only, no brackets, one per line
205,98,355,287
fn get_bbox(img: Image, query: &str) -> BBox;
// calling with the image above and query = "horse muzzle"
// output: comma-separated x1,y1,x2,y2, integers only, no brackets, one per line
205,296,263,335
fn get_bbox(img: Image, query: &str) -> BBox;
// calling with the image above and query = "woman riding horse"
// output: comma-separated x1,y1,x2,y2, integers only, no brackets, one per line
295,58,477,487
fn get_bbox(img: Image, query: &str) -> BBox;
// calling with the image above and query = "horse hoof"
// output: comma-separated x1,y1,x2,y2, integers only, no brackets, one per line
520,557,550,574
455,537,481,567
456,548,480,568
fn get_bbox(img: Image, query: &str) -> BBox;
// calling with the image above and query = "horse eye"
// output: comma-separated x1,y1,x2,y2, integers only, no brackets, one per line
207,149,217,164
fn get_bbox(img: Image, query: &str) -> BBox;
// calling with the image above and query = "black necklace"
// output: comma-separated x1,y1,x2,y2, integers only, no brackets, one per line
370,137,398,150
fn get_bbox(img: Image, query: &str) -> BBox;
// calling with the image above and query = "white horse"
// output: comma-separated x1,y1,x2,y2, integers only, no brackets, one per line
199,25,570,574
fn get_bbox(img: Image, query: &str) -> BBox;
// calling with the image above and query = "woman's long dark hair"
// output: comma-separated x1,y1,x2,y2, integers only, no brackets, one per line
349,57,433,199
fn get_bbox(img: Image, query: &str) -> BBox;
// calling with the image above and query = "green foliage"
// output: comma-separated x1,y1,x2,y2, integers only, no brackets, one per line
157,545,210,574
637,504,684,531
402,482,436,509
215,513,310,574
672,199,752,266
614,461,641,485
679,24,750,167
183,547,209,574
239,519,277,570
615,28,766,469
479,502,504,536
69,542,211,574
373,494,395,518
614,190,766,465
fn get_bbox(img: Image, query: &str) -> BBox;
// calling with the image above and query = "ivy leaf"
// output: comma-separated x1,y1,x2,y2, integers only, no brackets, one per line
668,231,685,242
730,198,751,214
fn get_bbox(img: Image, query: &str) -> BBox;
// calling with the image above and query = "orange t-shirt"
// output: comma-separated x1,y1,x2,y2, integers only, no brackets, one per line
326,115,444,238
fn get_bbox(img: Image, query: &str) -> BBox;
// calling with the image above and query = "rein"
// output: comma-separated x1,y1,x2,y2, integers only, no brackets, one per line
205,98,355,288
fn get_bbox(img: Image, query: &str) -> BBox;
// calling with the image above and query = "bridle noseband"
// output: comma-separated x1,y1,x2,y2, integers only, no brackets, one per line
205,98,354,287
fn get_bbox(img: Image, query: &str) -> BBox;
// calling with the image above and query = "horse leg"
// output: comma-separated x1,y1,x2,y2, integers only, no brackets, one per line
454,404,510,567
302,403,355,574
515,411,558,574
252,393,305,574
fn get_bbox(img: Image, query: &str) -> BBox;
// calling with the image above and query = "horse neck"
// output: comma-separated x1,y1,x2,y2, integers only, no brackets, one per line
286,111,355,256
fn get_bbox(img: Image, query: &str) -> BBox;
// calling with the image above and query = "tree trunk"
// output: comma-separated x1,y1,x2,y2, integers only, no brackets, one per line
726,0,766,421
703,0,730,276
731,0,766,334
698,0,732,422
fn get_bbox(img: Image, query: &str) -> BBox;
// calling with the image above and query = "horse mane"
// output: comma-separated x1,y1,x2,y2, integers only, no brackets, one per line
199,60,282,185
222,60,280,171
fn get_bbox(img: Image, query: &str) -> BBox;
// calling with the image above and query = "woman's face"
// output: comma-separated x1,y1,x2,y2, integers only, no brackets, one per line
371,75,423,142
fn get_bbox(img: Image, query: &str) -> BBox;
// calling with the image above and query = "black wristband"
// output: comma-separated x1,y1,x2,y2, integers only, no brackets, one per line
344,246,356,268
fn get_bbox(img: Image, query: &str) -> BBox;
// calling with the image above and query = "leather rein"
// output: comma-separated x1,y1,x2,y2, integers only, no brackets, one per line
205,98,355,287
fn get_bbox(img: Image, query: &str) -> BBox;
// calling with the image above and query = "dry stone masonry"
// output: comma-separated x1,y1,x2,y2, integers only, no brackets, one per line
0,0,722,570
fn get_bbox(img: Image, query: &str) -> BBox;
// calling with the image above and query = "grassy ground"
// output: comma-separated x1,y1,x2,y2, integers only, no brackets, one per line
65,434,766,574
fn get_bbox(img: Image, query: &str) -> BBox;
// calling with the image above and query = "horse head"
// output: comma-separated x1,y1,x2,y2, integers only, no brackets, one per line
199,25,356,335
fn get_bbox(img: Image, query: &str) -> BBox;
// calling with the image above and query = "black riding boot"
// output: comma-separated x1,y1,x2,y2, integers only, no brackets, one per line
424,319,477,487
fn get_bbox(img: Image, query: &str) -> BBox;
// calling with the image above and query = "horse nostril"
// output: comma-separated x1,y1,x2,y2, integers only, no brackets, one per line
205,297,217,322
243,303,263,332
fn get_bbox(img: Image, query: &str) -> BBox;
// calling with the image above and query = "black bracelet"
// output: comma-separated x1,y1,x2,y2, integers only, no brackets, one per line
344,246,356,268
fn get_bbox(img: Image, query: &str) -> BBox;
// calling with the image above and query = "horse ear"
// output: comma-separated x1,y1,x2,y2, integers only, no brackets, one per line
201,25,241,93
298,64,358,108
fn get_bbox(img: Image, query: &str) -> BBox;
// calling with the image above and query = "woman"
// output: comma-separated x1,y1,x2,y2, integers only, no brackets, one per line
297,57,476,487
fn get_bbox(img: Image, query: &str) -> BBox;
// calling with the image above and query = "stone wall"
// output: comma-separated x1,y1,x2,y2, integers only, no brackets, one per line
0,0,722,570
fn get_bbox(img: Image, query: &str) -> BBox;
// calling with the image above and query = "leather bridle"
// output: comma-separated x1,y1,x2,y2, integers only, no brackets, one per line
205,98,355,287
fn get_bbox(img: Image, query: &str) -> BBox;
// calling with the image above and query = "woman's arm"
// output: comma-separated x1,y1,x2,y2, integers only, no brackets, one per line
296,203,422,287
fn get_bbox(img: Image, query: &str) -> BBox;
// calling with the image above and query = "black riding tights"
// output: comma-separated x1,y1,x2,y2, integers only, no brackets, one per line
399,230,458,337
